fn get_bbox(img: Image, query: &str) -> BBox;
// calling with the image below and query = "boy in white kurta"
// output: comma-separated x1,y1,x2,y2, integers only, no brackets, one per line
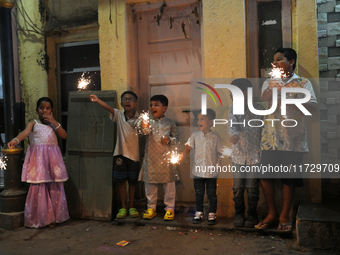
138,95,178,220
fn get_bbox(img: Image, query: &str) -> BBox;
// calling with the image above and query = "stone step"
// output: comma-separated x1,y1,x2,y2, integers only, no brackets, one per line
296,201,340,250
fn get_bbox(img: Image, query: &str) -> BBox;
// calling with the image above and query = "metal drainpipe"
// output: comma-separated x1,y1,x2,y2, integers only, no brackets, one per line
0,0,26,213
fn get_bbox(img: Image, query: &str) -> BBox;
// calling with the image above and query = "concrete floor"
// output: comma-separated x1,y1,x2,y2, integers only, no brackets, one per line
0,213,338,255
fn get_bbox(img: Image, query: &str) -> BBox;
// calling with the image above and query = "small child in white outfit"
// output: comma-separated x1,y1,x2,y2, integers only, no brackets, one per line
180,109,222,225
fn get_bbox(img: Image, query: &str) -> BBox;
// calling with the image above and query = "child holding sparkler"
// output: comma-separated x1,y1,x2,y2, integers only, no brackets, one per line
256,48,317,232
228,78,263,228
7,97,69,228
89,91,140,219
137,95,178,220
179,108,222,225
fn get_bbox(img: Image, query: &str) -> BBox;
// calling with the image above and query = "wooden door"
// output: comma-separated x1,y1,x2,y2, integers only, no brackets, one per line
137,2,202,203
64,91,116,220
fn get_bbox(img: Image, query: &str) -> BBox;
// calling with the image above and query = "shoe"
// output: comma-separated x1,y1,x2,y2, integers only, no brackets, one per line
192,211,203,224
244,215,258,228
129,208,139,218
164,209,175,220
143,208,157,219
233,214,245,227
116,208,127,219
207,213,217,225
277,222,293,233
254,218,279,229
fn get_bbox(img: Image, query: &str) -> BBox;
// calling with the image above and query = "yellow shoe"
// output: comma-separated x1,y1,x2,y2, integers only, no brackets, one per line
164,209,175,220
143,208,157,219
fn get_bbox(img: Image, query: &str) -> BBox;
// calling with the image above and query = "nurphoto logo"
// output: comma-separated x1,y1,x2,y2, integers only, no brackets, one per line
197,83,312,128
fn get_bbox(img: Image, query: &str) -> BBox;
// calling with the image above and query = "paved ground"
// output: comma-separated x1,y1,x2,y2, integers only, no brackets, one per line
0,214,338,255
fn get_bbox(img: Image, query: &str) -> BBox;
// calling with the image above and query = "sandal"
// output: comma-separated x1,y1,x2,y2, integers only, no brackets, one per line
277,222,293,233
143,208,157,219
255,218,278,229
116,208,127,219
129,208,139,218
164,209,175,221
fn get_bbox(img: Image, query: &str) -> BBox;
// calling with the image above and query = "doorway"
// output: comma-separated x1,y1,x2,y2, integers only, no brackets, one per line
247,0,292,97
56,40,101,153
134,1,202,204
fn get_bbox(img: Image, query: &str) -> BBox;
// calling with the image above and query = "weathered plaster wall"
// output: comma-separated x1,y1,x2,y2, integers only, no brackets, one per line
98,0,129,106
202,0,246,78
45,0,98,31
17,0,48,123
17,0,99,137
201,0,246,217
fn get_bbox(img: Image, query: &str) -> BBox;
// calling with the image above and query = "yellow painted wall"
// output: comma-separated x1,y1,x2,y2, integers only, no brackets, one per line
98,0,129,107
201,0,246,217
292,0,321,202
17,0,48,123
202,0,246,78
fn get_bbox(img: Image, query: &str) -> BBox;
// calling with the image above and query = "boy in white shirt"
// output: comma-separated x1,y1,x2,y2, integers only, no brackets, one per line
180,109,222,225
90,91,140,219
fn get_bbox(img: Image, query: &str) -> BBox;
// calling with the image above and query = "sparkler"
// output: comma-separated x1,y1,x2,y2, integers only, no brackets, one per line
164,148,180,165
169,151,180,164
269,67,286,80
141,112,150,122
136,111,149,134
136,111,158,136
77,72,92,91
269,66,288,119
220,146,232,158
0,154,8,170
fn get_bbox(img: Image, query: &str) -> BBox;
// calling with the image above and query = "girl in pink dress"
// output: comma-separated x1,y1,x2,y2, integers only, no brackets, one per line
7,97,69,228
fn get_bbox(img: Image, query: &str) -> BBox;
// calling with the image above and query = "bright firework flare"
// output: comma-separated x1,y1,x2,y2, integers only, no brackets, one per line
136,111,153,135
170,151,180,164
269,65,288,119
77,72,92,91
141,111,150,122
0,154,7,170
220,145,232,158
164,149,180,165
269,67,285,79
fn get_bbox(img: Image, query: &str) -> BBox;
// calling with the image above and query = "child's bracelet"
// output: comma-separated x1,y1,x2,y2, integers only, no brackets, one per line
14,137,20,144
55,123,61,130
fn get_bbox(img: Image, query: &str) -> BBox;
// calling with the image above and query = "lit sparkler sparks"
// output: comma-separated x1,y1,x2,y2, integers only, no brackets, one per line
141,112,150,122
0,154,8,170
136,111,154,135
164,148,180,165
269,67,286,79
220,146,232,158
77,72,92,91
135,111,164,137
269,66,288,119
170,151,180,164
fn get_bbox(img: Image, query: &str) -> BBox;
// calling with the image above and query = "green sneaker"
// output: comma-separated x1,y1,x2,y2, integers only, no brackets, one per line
129,208,139,218
116,208,127,219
